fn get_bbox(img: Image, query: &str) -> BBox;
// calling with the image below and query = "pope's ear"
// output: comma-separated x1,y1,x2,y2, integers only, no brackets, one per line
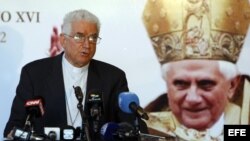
228,75,241,99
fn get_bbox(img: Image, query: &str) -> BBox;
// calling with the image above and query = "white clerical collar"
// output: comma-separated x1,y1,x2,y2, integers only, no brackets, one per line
207,113,224,138
62,54,89,74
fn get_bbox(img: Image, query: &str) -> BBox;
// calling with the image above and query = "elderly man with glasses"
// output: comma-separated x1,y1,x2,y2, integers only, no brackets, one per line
4,9,148,140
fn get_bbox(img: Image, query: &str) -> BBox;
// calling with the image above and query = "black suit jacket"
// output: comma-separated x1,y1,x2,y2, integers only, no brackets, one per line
4,53,147,139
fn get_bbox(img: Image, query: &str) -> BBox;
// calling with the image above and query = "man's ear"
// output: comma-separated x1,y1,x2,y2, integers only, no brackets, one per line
228,75,242,99
59,33,66,48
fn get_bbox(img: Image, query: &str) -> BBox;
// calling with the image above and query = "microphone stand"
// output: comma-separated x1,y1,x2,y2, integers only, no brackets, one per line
133,117,141,141
77,102,91,141
90,103,102,134
134,117,140,134
73,86,91,141
23,114,32,131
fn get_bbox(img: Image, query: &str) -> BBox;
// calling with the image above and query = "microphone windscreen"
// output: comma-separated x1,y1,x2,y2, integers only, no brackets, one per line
118,92,139,114
117,122,134,133
73,86,84,102
44,127,60,140
100,122,119,141
60,126,76,140
24,96,45,117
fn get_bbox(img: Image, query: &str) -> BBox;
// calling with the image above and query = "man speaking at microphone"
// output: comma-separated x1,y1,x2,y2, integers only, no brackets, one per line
4,9,147,140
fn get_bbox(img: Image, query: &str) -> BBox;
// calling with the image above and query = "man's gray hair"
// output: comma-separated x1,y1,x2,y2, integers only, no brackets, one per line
62,9,101,34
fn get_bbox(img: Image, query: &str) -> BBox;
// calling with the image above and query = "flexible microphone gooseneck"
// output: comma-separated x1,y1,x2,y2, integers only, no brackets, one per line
73,86,91,141
118,92,149,138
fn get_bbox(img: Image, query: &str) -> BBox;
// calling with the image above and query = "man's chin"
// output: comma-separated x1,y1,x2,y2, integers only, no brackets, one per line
182,117,211,130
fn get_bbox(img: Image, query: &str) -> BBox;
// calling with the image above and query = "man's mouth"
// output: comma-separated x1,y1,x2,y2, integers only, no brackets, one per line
80,49,90,55
184,107,208,113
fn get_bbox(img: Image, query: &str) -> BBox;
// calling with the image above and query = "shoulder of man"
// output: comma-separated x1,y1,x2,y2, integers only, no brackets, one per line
90,59,125,74
23,53,62,70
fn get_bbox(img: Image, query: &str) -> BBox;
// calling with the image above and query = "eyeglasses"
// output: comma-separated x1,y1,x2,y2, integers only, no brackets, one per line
63,32,101,44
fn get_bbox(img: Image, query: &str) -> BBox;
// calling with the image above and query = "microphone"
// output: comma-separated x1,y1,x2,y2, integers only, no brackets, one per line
12,127,31,140
115,122,139,141
12,127,45,140
12,97,45,140
60,126,76,141
87,90,104,133
24,97,45,129
44,127,60,140
100,122,119,141
73,86,91,141
73,86,83,103
100,122,139,141
48,131,56,140
118,92,149,120
24,97,45,117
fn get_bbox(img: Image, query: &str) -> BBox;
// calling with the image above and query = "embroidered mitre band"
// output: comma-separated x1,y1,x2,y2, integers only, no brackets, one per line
142,0,250,64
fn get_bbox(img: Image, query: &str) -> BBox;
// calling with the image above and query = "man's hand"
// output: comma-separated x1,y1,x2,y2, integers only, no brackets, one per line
6,130,14,140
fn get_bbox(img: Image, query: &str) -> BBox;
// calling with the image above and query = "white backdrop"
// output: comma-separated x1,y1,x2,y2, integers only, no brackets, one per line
0,0,249,139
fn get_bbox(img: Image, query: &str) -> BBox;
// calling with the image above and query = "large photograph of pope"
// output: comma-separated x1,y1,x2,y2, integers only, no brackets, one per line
142,0,250,140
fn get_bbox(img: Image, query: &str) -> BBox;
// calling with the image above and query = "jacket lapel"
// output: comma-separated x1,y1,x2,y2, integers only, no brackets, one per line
45,53,67,126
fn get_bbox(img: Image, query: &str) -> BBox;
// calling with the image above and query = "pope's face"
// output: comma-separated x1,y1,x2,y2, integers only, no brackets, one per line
166,60,235,130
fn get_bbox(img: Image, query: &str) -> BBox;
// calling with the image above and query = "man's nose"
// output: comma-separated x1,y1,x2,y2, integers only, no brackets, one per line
186,85,202,103
82,38,90,48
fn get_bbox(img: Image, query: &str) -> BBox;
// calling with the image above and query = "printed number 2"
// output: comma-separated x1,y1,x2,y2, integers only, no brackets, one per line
0,32,7,43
